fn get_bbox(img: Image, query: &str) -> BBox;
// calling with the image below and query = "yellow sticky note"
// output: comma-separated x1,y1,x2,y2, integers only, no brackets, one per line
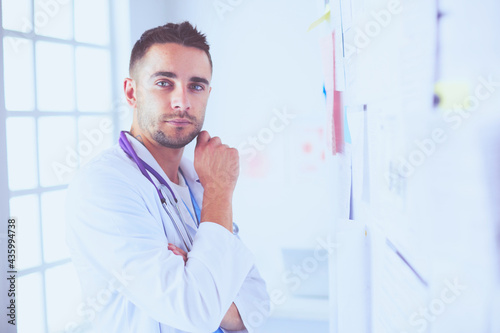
307,4,331,32
434,81,471,109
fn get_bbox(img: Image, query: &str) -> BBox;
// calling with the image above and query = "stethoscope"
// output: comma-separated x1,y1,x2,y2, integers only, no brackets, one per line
119,131,239,251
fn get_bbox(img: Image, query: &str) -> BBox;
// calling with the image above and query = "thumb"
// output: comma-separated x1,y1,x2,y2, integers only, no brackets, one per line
196,130,210,147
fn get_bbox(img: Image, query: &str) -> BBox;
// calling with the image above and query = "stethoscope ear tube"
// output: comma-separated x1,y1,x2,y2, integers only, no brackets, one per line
162,201,192,251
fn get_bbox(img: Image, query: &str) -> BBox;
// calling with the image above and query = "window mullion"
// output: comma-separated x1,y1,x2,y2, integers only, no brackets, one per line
2,29,109,49
109,0,120,140
30,1,50,332
0,7,16,333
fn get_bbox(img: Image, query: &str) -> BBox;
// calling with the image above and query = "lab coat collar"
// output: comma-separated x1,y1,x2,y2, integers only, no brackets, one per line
123,132,204,204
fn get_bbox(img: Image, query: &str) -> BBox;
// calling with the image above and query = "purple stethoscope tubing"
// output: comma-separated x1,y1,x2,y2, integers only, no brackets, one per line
119,131,177,203
119,131,194,250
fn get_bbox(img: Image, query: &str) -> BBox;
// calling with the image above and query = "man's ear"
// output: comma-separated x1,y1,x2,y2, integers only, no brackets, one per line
124,78,137,108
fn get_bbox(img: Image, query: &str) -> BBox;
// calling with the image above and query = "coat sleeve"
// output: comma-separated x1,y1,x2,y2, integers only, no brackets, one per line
66,164,254,333
222,264,271,333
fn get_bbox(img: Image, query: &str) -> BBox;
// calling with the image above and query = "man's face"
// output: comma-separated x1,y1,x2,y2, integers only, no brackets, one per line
132,43,212,149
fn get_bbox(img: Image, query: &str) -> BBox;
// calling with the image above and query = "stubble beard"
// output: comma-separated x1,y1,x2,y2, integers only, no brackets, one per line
137,105,204,149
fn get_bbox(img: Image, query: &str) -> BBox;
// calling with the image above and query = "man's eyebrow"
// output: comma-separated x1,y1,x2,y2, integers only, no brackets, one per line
190,77,210,86
151,71,177,79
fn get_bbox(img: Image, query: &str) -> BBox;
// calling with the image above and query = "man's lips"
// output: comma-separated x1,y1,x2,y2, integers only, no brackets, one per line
165,119,192,125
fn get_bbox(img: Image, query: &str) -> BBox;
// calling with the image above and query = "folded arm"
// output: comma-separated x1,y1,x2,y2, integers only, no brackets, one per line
168,243,247,331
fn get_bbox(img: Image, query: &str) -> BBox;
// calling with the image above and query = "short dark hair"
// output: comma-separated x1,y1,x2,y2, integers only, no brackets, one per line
129,21,212,75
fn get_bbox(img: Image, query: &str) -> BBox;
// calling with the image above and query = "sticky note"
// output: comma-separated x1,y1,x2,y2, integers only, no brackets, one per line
434,81,471,109
307,4,331,32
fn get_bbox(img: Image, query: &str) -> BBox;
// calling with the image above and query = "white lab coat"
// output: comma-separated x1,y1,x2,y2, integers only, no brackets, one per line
66,133,270,333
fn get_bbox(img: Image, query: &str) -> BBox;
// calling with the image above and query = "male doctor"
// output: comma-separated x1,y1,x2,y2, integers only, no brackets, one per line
66,21,270,332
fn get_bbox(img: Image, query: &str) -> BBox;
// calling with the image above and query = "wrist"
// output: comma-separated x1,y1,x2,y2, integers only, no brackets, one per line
200,190,233,232
202,184,234,201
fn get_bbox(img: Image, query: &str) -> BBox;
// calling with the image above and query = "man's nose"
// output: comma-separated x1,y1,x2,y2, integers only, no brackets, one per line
170,86,191,111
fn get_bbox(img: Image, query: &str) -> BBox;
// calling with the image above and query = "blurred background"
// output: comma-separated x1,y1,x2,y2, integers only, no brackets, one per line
1,0,500,332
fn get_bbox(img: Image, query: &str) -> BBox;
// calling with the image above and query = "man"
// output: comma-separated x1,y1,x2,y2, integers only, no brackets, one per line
66,21,269,332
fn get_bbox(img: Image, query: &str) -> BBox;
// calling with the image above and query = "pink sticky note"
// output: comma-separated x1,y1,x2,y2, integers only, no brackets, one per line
321,32,344,155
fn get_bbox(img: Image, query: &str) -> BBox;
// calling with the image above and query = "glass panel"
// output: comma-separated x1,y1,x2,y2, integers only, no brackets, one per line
2,0,32,33
78,116,114,165
45,263,83,332
38,116,76,186
34,0,73,40
17,273,45,333
9,195,42,270
74,0,110,45
41,189,70,262
6,117,38,190
3,37,35,111
36,42,75,111
76,47,112,111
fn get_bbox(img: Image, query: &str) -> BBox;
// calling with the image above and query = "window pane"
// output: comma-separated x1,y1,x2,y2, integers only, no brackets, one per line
34,0,73,40
36,42,75,111
18,273,45,333
2,0,32,33
76,47,112,111
78,116,114,165
45,263,83,332
6,117,38,190
38,116,76,187
41,190,70,262
3,37,35,111
74,0,110,45
9,195,42,270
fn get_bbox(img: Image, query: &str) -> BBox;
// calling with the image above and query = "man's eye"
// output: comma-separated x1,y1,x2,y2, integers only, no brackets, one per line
190,84,204,91
156,81,171,87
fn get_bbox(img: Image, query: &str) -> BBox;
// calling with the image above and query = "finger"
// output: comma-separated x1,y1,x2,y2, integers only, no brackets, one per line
229,147,239,158
173,249,187,260
172,249,183,257
168,244,187,256
176,247,188,257
209,136,221,146
168,244,181,254
196,130,210,146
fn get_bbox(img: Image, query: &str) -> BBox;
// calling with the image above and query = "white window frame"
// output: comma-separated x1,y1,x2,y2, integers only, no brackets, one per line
0,1,124,331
